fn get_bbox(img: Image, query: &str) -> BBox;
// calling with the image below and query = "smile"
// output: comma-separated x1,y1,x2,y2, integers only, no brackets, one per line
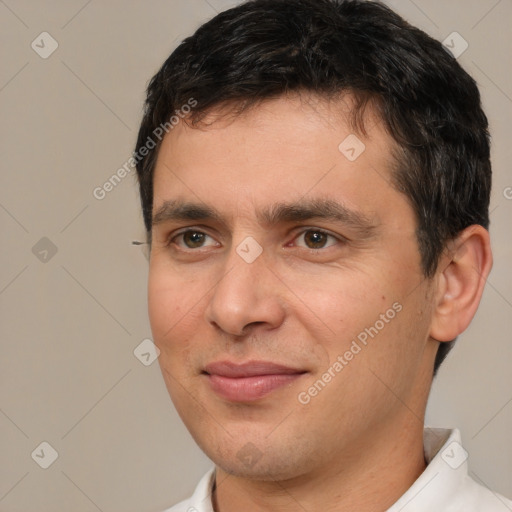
203,360,307,402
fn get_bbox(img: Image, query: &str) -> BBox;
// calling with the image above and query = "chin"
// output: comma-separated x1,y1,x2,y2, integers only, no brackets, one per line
197,436,315,482
216,457,306,482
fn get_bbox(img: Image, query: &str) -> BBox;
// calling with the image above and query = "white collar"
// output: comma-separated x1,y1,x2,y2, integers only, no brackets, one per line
169,427,512,511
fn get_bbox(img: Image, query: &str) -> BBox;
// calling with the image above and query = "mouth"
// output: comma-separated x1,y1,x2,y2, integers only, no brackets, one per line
202,360,308,402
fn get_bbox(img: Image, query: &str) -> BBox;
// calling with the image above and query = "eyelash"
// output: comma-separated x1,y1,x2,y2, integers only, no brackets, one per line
165,227,344,252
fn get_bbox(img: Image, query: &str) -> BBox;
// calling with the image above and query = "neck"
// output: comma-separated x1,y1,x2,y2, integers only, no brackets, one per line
212,418,427,512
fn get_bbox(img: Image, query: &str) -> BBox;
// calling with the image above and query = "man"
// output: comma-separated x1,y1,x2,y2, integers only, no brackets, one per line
134,0,511,510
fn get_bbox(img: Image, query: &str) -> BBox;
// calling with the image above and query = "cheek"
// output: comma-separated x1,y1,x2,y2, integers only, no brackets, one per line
148,270,201,405
287,268,388,342
148,275,176,341
148,264,201,353
302,276,416,394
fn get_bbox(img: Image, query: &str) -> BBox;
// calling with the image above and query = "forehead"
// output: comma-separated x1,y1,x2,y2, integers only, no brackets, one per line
151,93,401,223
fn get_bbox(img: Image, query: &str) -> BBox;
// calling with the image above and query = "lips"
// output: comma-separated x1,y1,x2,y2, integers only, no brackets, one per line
203,360,307,402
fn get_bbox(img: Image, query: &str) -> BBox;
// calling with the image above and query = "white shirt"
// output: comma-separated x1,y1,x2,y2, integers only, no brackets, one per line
163,428,512,511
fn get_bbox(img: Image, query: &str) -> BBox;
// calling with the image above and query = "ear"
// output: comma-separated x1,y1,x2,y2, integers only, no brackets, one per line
430,225,493,342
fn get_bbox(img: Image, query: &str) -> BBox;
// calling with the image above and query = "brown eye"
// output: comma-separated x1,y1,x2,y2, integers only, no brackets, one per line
182,231,206,248
169,230,218,250
304,230,329,249
295,229,340,250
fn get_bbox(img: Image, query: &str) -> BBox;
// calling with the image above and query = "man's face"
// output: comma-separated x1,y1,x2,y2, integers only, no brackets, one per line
148,94,438,480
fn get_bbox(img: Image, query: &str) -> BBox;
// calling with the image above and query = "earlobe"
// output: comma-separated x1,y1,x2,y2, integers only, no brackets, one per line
429,225,493,342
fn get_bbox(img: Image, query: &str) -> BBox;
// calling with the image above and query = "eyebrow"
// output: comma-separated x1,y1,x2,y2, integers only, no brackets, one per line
152,198,379,237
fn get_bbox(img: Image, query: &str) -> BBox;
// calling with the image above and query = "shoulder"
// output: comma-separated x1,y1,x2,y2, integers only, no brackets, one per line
161,498,194,512
388,428,512,512
455,474,512,511
161,499,188,512
160,468,216,512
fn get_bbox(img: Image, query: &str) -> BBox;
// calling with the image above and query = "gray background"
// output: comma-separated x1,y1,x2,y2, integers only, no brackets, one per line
0,0,510,510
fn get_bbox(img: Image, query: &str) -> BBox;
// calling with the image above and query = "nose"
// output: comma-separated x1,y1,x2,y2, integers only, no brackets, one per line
204,241,286,337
